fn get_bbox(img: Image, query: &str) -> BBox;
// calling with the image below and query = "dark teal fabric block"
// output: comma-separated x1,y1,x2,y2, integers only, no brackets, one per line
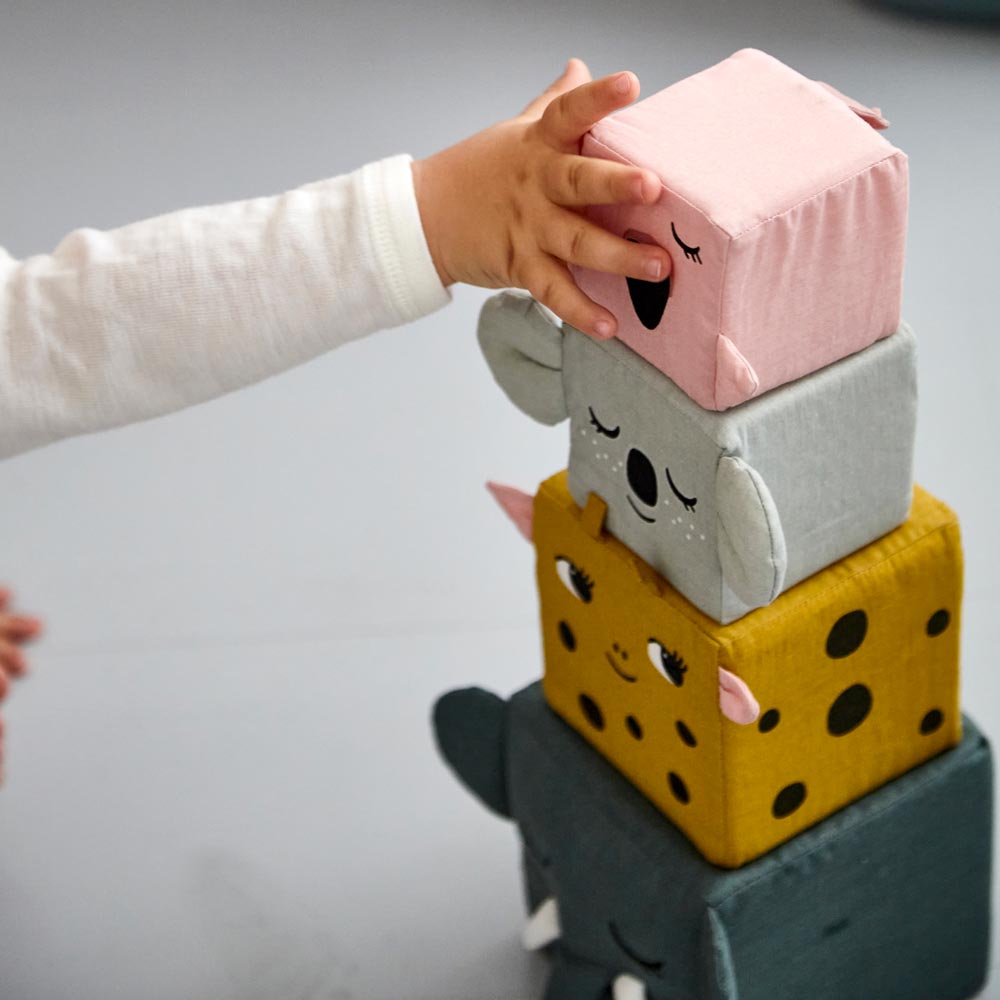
434,683,994,1000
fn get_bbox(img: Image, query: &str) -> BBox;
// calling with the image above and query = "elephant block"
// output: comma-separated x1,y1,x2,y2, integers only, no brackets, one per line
434,683,993,1000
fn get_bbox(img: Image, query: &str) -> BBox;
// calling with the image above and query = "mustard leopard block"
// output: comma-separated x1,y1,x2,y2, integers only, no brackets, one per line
532,471,962,868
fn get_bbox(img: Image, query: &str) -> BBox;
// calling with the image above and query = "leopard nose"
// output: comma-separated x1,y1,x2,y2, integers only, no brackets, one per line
627,448,657,506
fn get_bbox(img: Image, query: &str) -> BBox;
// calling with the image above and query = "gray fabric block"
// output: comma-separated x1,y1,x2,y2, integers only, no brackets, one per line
434,683,994,1000
478,291,918,623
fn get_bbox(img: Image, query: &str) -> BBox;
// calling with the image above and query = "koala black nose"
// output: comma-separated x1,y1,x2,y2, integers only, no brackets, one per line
627,448,657,506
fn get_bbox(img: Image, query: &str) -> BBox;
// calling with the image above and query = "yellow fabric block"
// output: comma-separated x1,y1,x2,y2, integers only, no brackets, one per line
534,471,962,868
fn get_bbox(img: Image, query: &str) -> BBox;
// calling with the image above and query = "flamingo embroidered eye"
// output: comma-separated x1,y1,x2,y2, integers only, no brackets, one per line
671,222,702,265
555,556,594,603
588,406,620,439
666,467,697,512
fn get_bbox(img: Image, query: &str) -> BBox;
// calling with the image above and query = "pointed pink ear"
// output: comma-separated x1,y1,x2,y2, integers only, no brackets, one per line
486,482,534,542
815,81,890,130
718,667,760,725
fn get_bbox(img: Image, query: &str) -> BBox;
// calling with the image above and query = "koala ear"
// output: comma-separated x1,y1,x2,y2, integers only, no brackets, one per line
477,291,568,426
433,687,511,819
715,456,787,609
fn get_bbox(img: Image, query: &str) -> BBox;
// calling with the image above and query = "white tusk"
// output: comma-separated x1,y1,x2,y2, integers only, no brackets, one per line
612,973,647,1000
522,897,560,951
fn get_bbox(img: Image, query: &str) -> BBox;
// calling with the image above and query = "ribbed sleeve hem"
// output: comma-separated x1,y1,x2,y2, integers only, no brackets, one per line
359,154,452,327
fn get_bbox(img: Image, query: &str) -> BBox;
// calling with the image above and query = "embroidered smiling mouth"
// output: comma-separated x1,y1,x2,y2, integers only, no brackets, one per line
627,495,656,524
605,651,637,683
609,921,664,972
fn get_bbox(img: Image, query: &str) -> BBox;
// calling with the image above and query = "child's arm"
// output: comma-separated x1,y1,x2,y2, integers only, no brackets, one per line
0,152,447,459
0,59,663,460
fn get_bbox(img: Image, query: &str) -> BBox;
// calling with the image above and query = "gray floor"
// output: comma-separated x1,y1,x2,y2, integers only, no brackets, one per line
0,1,997,998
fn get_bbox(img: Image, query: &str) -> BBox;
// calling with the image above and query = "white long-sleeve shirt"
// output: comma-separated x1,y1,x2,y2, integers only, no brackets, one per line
0,153,451,459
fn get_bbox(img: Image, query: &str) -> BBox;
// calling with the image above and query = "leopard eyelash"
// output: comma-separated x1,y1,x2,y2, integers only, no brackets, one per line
671,222,702,265
589,406,621,439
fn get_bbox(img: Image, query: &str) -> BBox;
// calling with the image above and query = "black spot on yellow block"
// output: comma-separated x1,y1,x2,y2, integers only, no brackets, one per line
758,708,780,733
773,782,807,819
826,610,868,658
828,684,872,736
626,715,643,740
676,720,697,747
926,609,951,637
579,693,605,731
558,620,576,652
668,771,690,804
920,709,944,735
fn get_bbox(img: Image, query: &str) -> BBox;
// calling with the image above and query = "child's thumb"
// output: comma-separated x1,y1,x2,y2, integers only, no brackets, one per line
520,57,592,118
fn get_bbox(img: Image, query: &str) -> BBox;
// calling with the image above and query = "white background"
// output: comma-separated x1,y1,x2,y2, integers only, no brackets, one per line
0,1,997,997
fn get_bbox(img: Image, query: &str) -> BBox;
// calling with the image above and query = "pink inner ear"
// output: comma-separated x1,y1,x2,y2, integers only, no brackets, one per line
718,667,760,725
486,482,534,542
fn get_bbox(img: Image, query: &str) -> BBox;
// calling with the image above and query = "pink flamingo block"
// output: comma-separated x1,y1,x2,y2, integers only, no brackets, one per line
573,49,908,410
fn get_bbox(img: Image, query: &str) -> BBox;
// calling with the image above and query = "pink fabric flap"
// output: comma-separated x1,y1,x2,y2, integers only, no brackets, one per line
815,81,890,129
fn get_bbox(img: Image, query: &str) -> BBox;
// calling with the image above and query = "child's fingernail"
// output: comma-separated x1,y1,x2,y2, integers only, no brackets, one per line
639,172,661,202
645,258,662,279
595,319,614,338
614,72,633,95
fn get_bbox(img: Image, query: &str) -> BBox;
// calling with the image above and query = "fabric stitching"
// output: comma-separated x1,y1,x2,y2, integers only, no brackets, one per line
715,506,960,654
731,150,905,240
713,235,733,410
711,728,988,906
585,134,733,239
557,469,725,642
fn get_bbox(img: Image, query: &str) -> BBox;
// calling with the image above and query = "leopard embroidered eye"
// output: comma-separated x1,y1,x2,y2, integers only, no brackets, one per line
555,556,595,603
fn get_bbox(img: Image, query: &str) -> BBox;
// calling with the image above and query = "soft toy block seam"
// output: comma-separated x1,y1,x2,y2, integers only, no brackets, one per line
713,506,960,655
705,722,989,909
712,226,734,411
584,132,736,239
729,149,906,240
514,710,711,875
542,473,730,645
583,335,732,451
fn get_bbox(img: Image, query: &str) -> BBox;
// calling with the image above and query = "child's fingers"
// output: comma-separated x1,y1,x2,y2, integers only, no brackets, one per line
1,615,43,643
0,641,27,679
0,589,10,613
545,156,661,208
539,71,640,150
0,666,9,702
523,256,618,339
520,57,592,120
542,211,671,282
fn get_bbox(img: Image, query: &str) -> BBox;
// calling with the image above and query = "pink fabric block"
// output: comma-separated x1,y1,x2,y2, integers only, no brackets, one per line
572,49,908,410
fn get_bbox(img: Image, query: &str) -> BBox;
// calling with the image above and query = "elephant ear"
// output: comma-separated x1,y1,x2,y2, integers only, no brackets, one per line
477,291,568,425
432,687,511,819
715,456,787,609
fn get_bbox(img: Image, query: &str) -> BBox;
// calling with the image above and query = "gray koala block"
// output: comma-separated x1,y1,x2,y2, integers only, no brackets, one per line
478,291,918,623
437,682,994,1000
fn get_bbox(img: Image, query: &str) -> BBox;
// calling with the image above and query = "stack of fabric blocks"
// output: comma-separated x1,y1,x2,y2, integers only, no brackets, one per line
434,49,993,1000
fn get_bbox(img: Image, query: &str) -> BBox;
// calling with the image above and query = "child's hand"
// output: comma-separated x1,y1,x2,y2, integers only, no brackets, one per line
412,59,671,340
0,587,43,700
0,587,42,782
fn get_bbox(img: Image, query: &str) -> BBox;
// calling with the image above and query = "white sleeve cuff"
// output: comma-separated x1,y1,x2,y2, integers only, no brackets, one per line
359,153,452,327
